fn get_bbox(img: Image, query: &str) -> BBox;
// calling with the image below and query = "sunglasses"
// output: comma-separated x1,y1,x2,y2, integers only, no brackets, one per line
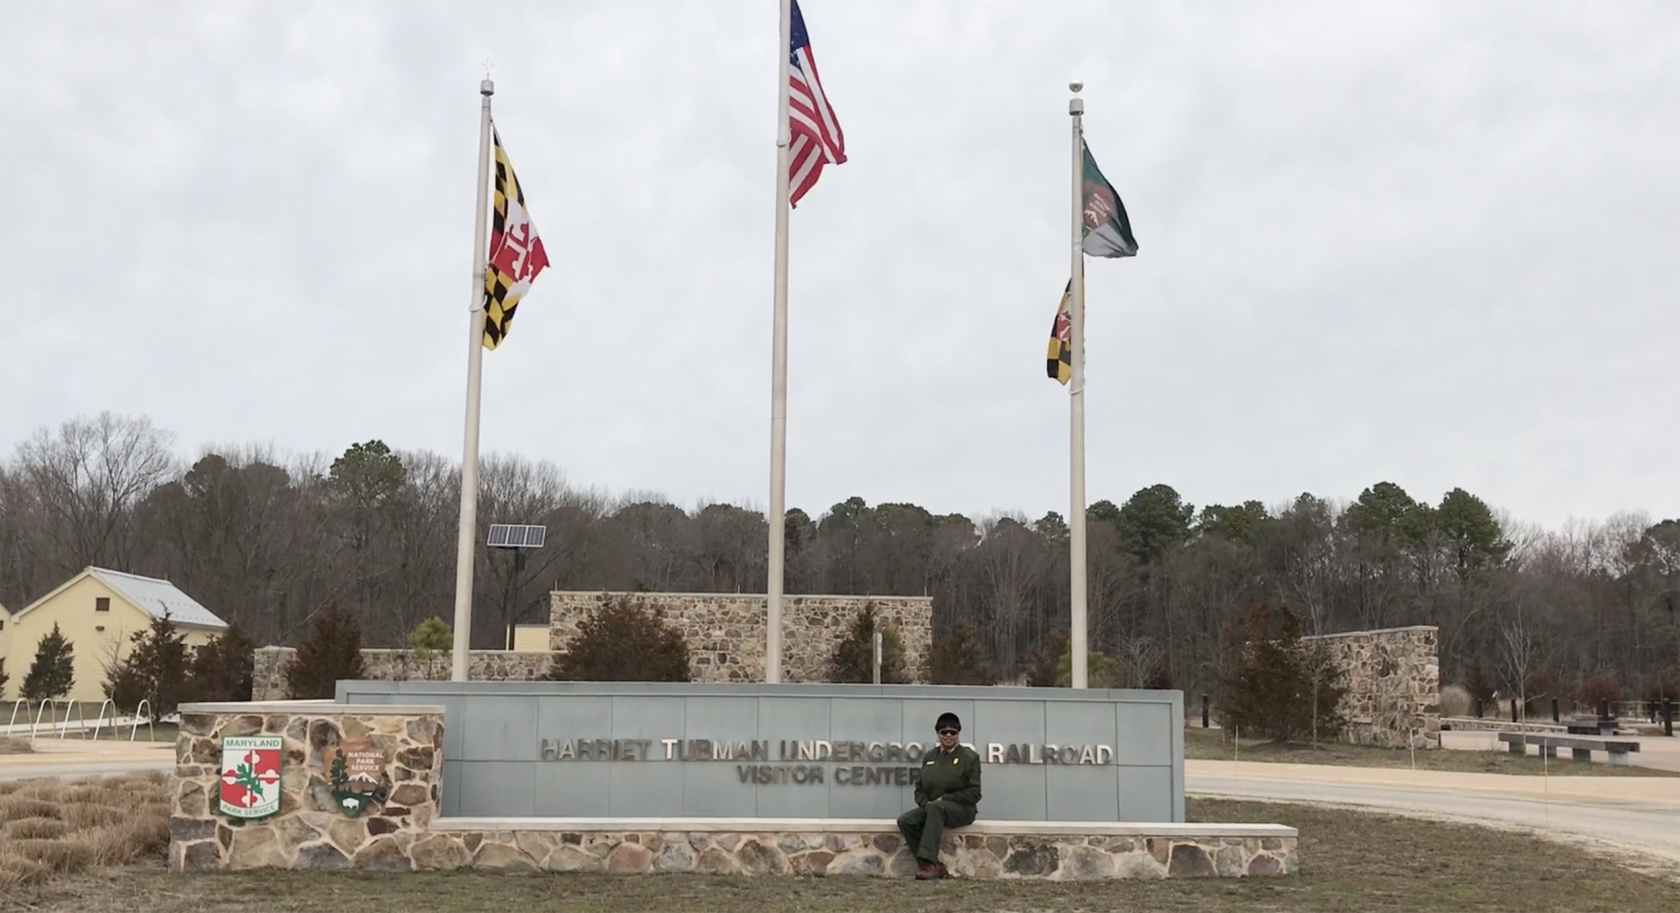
936,729,959,736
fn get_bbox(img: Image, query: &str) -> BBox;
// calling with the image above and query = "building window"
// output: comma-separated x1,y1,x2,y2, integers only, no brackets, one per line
96,597,110,613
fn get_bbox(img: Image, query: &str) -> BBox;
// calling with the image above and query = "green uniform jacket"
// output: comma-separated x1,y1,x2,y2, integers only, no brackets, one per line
914,744,982,807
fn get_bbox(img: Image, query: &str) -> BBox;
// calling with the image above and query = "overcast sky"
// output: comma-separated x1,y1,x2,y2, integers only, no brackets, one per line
2,1,1675,531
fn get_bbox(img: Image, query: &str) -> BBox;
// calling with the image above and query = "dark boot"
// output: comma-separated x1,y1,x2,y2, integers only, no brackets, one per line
933,862,950,879
915,860,937,880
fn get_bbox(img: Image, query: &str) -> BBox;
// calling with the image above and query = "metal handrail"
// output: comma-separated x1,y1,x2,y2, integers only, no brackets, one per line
29,699,57,745
5,700,24,731
88,699,117,741
130,700,154,743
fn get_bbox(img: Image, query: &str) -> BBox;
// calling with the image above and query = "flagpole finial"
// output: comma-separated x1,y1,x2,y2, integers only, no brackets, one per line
480,78,495,97
1069,81,1084,116
1070,80,1083,94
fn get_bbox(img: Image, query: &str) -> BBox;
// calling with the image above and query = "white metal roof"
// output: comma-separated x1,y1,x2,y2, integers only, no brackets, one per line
87,568,229,631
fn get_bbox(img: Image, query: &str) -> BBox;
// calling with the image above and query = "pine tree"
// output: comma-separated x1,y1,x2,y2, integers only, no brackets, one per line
1214,603,1348,744
407,617,453,658
104,611,190,720
283,602,369,699
1054,644,1125,689
547,595,690,682
21,623,76,702
927,620,995,685
0,657,8,694
1025,630,1068,687
828,603,909,684
187,624,257,702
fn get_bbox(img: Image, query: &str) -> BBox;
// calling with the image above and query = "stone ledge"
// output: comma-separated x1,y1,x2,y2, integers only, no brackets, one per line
416,823,1297,878
433,817,1296,839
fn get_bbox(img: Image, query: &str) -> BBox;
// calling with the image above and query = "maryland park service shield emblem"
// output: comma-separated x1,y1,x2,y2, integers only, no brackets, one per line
218,736,282,819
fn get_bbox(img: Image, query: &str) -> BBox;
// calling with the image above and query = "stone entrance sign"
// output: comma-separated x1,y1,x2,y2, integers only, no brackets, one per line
338,681,1185,823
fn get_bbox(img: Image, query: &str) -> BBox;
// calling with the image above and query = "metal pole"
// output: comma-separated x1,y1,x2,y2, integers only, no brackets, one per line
1664,698,1673,737
764,0,794,685
872,631,882,685
450,79,495,682
1068,81,1088,690
1201,694,1209,728
504,548,528,651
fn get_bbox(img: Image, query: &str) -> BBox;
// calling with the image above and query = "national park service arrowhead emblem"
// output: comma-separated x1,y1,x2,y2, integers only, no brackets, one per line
326,736,390,818
218,735,283,819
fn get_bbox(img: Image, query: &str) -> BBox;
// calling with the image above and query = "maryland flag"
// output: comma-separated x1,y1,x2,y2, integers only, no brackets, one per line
1046,279,1072,384
482,127,550,350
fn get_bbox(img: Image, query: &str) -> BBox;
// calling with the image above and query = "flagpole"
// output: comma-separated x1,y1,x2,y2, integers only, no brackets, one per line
1068,82,1089,690
765,0,794,684
450,78,495,682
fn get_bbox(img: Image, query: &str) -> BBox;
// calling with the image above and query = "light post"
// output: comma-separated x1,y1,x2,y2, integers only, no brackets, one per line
488,524,546,650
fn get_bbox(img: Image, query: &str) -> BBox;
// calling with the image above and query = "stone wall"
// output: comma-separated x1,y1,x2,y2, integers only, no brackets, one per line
170,699,1298,879
251,648,554,701
170,700,446,872
426,822,1296,878
548,592,934,684
1305,625,1440,749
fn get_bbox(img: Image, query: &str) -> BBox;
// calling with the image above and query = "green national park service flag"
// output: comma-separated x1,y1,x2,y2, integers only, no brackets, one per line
1079,141,1138,258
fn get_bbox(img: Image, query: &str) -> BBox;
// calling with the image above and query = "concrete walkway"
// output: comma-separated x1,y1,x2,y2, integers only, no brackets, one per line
0,717,147,738
0,738,175,781
1187,758,1680,865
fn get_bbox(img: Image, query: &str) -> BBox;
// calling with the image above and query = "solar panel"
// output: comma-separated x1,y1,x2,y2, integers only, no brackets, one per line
487,523,547,549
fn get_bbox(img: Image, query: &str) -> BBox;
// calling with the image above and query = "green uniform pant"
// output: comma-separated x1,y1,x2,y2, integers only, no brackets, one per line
896,799,977,863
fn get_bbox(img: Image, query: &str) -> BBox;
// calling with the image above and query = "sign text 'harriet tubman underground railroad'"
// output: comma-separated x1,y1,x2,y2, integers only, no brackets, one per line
539,738,1118,787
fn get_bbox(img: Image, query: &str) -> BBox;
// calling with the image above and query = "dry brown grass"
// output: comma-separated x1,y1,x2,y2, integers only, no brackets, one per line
0,736,34,754
0,771,171,904
5,817,71,840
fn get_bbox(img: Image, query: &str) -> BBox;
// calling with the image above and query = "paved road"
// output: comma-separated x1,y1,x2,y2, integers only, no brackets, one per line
1187,759,1680,865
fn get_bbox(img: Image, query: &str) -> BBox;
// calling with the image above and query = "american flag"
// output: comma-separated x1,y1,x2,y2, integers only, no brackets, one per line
787,0,845,207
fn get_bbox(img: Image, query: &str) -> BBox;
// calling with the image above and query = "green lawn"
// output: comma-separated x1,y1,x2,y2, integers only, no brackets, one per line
1183,726,1678,777
14,799,1680,913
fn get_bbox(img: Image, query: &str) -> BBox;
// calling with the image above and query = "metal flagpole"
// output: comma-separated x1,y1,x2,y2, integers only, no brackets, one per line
1068,81,1089,690
765,0,794,684
450,78,496,682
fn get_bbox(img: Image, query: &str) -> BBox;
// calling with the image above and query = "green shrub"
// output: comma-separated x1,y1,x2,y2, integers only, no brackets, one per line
827,602,908,684
547,595,690,682
1214,603,1347,744
283,602,368,699
21,624,75,702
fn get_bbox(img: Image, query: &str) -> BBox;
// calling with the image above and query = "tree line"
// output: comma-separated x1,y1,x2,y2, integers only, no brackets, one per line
2,412,1676,708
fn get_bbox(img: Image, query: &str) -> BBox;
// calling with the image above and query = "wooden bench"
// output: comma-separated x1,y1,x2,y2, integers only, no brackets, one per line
1496,731,1640,766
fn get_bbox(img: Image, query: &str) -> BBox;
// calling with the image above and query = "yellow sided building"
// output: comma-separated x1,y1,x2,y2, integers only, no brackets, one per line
0,567,229,705
0,599,11,689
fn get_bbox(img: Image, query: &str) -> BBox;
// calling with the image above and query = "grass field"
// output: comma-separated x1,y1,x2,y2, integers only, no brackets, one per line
1182,726,1679,777
5,774,1678,913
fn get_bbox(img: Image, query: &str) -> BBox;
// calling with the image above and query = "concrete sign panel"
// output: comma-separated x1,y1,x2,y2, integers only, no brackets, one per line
337,682,1185,823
